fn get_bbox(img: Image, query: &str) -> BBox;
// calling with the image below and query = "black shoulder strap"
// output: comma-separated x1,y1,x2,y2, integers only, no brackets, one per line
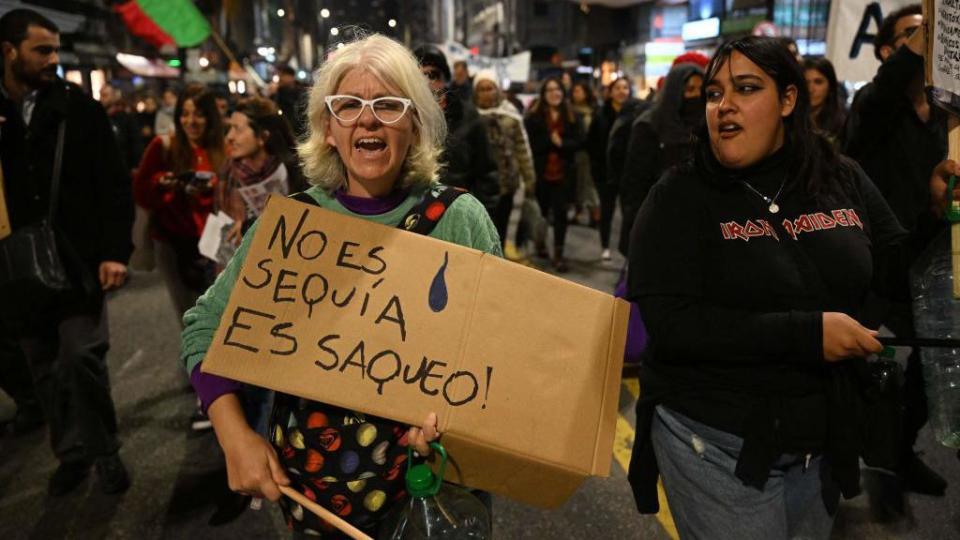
290,186,468,236
397,184,468,235
47,119,66,224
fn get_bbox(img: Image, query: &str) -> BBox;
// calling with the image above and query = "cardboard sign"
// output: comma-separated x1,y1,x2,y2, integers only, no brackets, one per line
202,196,629,508
826,0,916,83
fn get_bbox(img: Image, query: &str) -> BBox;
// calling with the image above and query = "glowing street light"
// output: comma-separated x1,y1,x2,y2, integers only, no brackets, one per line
320,8,330,18
198,56,210,68
330,27,339,36
388,19,397,28
277,8,285,17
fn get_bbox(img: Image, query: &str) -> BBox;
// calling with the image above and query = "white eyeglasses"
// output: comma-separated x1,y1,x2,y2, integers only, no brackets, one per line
324,95,414,124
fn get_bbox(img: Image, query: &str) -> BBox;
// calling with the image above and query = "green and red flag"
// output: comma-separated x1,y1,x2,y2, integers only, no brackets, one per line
114,0,211,49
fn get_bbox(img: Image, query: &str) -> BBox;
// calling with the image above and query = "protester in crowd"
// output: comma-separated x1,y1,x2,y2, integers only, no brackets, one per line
155,86,177,136
844,4,949,507
182,33,501,537
450,59,472,102
134,83,225,322
133,84,225,430
525,77,583,272
560,71,573,94
505,83,526,115
218,96,303,242
627,36,908,538
414,45,500,216
473,69,536,246
273,64,308,139
214,92,230,123
100,82,144,175
620,62,703,258
589,76,641,261
137,95,158,152
570,80,600,227
0,8,133,495
803,58,846,146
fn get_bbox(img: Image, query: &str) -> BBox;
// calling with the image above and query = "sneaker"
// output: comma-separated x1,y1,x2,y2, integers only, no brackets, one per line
95,453,130,494
601,248,612,261
48,460,91,496
900,453,947,496
191,402,212,431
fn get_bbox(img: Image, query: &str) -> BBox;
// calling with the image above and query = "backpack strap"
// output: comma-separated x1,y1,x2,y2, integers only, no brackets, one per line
397,184,468,235
289,185,468,236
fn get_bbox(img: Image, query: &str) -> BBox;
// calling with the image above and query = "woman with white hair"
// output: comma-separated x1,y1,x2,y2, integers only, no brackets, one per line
180,34,501,537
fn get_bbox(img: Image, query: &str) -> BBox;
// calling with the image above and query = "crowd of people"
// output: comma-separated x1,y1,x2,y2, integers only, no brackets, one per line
0,3,958,539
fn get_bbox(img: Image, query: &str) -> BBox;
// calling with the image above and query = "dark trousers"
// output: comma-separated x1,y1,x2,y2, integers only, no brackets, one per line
597,180,618,250
491,192,514,248
0,326,39,410
18,303,120,463
538,179,570,253
884,301,928,464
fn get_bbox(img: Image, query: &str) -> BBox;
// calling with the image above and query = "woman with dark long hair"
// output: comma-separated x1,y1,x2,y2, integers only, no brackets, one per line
570,80,600,225
134,84,226,321
524,77,583,272
803,57,846,145
627,37,907,538
591,76,644,261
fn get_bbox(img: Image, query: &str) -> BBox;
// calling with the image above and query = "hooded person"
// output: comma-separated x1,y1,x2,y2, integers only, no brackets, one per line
619,62,704,256
472,69,536,246
413,45,501,215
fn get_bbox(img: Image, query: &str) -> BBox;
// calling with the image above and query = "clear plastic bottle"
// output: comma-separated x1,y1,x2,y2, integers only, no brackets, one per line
379,443,491,540
911,230,960,448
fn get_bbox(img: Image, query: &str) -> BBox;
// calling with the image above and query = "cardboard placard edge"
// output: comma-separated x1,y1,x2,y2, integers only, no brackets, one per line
591,297,629,476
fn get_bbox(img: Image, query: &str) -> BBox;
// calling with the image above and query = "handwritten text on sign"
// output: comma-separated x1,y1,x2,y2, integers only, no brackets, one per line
934,0,960,94
219,205,494,409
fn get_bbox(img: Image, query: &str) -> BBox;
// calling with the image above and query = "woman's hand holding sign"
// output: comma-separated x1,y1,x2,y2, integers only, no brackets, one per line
209,393,290,501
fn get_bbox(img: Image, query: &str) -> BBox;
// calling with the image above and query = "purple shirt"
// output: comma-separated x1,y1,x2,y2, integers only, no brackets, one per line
334,188,409,215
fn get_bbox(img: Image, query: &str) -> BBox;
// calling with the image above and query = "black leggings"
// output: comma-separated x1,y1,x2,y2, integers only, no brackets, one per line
597,180,618,250
538,179,571,253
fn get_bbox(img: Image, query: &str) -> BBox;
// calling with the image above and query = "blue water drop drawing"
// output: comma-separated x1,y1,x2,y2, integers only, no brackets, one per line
428,252,449,312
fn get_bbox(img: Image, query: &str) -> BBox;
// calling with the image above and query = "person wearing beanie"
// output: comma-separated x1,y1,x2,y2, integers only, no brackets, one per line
473,69,536,246
413,45,501,217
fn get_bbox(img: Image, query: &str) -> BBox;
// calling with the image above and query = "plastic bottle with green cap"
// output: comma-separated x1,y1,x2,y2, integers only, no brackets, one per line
379,442,491,539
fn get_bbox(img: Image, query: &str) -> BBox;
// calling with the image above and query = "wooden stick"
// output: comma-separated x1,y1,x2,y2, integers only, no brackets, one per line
0,159,10,240
278,485,373,540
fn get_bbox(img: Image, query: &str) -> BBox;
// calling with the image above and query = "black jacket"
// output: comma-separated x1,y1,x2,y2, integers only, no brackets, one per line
0,79,134,313
442,97,500,211
524,109,583,188
586,98,645,188
626,143,907,513
844,46,947,258
107,109,144,173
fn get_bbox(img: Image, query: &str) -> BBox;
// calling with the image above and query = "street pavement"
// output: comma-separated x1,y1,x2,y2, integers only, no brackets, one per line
1,209,959,539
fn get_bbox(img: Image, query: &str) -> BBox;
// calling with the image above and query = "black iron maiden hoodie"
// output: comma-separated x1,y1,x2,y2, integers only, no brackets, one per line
625,141,908,512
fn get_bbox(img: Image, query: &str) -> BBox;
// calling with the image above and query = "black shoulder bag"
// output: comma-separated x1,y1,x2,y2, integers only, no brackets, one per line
0,119,73,312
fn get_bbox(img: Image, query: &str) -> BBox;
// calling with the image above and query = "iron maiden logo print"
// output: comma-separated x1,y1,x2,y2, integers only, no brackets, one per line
720,209,863,242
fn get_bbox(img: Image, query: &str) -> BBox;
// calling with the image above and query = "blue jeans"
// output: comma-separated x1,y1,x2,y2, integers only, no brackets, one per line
651,406,838,540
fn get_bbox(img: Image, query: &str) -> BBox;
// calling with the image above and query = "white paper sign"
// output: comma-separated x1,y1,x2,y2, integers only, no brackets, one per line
198,211,236,265
826,0,917,83
932,0,960,95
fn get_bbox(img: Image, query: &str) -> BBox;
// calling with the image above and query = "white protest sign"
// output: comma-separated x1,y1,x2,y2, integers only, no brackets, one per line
826,0,917,82
932,0,960,96
438,41,531,85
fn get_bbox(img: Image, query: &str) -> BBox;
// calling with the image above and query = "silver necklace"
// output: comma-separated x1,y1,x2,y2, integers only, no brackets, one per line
740,178,787,214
